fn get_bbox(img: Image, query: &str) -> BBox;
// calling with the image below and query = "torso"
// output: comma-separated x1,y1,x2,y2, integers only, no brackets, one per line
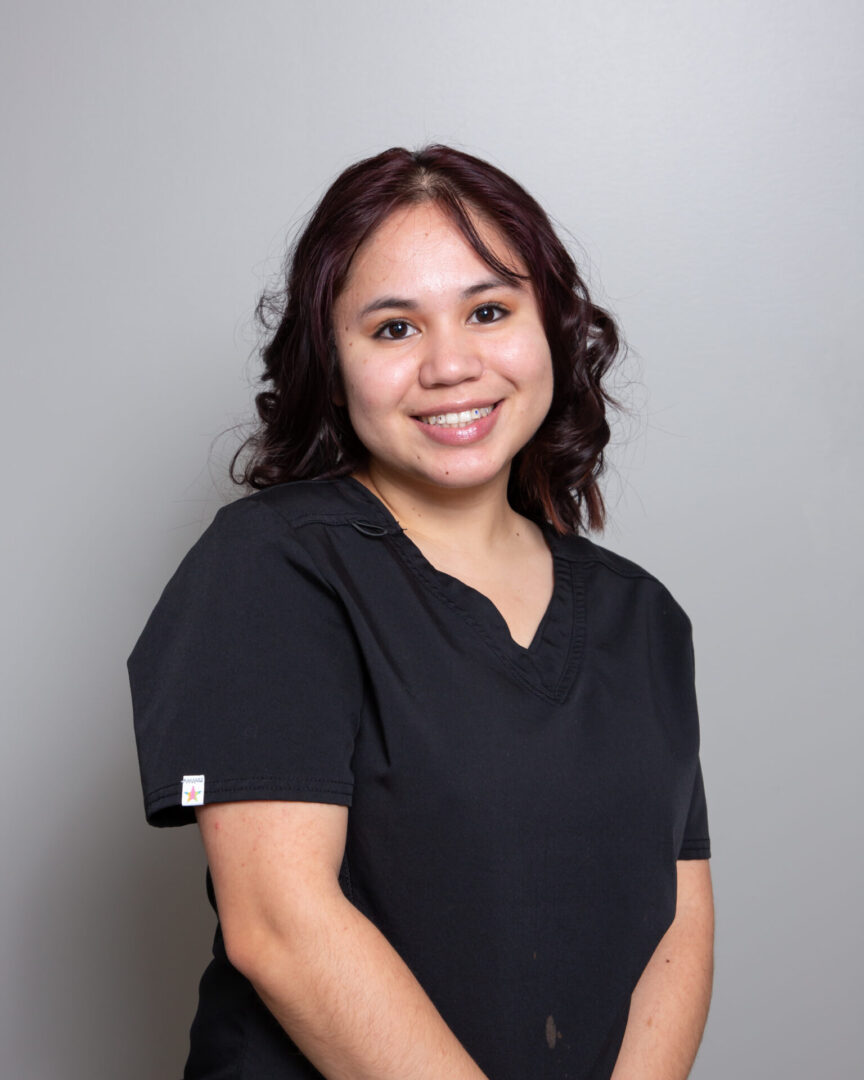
136,476,708,1080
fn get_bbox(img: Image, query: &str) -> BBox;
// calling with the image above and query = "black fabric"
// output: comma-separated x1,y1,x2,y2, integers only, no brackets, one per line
128,476,711,1080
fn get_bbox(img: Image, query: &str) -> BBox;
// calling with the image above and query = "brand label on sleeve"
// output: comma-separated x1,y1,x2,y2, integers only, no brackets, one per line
182,775,205,806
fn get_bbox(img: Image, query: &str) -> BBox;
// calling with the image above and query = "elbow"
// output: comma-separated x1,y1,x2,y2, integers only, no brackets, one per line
219,888,346,991
221,920,271,983
221,912,302,989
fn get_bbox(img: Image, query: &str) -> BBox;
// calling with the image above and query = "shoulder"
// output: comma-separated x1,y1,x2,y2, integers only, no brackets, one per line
130,482,364,664
210,476,391,539
155,480,363,600
212,478,358,531
558,534,659,581
554,532,692,628
192,478,373,559
165,477,396,604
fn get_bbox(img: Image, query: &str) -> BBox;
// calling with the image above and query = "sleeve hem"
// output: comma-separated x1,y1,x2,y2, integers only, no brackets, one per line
144,777,354,827
677,838,711,860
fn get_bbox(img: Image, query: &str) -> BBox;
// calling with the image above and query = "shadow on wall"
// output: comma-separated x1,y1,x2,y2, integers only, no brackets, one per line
11,756,213,1078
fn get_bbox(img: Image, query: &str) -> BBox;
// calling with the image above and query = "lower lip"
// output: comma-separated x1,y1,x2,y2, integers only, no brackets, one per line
411,403,502,445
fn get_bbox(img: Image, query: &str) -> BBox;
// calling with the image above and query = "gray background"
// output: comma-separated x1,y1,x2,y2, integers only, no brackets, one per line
2,1,861,1076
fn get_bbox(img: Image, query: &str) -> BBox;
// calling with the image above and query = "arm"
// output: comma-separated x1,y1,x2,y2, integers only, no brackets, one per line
197,800,489,1080
611,859,714,1080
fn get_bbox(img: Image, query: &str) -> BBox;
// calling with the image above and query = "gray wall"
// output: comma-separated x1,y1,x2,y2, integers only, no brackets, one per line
3,1,861,1076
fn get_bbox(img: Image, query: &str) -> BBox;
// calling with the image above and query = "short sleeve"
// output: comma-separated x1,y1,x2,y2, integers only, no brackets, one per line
127,496,364,827
675,617,711,860
677,758,711,859
649,584,712,862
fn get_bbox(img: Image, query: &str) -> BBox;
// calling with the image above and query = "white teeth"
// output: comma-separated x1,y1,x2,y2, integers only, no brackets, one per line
418,405,495,427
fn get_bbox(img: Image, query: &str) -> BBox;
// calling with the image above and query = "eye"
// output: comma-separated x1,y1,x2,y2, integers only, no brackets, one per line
470,303,508,325
374,319,417,341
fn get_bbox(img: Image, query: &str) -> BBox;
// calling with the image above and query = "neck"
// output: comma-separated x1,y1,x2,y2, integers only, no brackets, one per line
352,464,522,554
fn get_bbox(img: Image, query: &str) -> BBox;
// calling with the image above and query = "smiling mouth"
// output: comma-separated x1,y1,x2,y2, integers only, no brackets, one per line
415,404,497,428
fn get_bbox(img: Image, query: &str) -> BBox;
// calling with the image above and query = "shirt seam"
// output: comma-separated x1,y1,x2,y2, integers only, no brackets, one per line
147,776,354,800
550,559,586,698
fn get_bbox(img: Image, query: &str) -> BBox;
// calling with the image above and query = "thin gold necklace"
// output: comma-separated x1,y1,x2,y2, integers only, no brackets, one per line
360,472,523,555
361,472,408,532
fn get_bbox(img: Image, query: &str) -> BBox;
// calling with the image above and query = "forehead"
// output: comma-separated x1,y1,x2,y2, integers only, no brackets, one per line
340,201,525,300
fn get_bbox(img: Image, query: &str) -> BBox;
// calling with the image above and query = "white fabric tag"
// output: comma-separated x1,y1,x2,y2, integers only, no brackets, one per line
181,774,205,807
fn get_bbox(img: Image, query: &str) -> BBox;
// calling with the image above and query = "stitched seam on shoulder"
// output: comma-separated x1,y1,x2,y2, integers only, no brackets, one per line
580,551,658,582
251,497,351,533
552,537,661,583
278,511,368,529
253,491,392,532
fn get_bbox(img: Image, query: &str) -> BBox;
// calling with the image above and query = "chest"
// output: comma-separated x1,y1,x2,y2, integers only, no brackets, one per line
338,533,687,826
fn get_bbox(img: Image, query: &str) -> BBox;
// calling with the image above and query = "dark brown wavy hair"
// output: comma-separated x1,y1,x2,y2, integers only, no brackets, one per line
232,144,622,534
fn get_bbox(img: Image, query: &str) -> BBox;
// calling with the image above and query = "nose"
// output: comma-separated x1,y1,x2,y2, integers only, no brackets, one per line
417,326,484,388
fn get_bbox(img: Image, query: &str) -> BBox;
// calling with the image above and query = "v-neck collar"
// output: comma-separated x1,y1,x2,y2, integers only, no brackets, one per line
339,475,585,702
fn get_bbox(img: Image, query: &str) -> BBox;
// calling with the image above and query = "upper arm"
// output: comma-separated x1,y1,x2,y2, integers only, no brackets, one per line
673,859,714,953
196,799,349,974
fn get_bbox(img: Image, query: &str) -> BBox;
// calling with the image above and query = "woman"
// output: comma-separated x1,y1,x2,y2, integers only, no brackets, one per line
129,145,714,1080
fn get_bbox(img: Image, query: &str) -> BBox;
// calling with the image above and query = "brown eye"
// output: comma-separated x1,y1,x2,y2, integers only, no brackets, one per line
376,320,417,340
471,303,506,325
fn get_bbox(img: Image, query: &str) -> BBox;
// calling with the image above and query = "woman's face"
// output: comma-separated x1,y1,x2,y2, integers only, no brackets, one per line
332,201,554,496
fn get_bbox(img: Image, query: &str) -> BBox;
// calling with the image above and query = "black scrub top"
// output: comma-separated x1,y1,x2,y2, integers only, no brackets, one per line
128,476,711,1080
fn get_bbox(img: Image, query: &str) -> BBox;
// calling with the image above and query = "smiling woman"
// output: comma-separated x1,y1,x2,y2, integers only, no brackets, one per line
128,145,713,1080
234,144,619,536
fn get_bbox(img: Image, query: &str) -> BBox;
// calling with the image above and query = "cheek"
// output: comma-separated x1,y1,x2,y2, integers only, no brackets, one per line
340,353,407,427
499,327,554,394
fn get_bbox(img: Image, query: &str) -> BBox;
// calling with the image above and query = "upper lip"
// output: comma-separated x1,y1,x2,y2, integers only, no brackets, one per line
411,400,500,417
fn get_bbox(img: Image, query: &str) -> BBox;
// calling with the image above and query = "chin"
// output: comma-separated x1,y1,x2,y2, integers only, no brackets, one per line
416,462,510,491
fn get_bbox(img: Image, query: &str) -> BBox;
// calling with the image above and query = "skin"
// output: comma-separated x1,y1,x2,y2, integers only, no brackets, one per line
197,200,714,1079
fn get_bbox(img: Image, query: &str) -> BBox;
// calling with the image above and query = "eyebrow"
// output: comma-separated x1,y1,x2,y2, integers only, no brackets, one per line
358,277,523,319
